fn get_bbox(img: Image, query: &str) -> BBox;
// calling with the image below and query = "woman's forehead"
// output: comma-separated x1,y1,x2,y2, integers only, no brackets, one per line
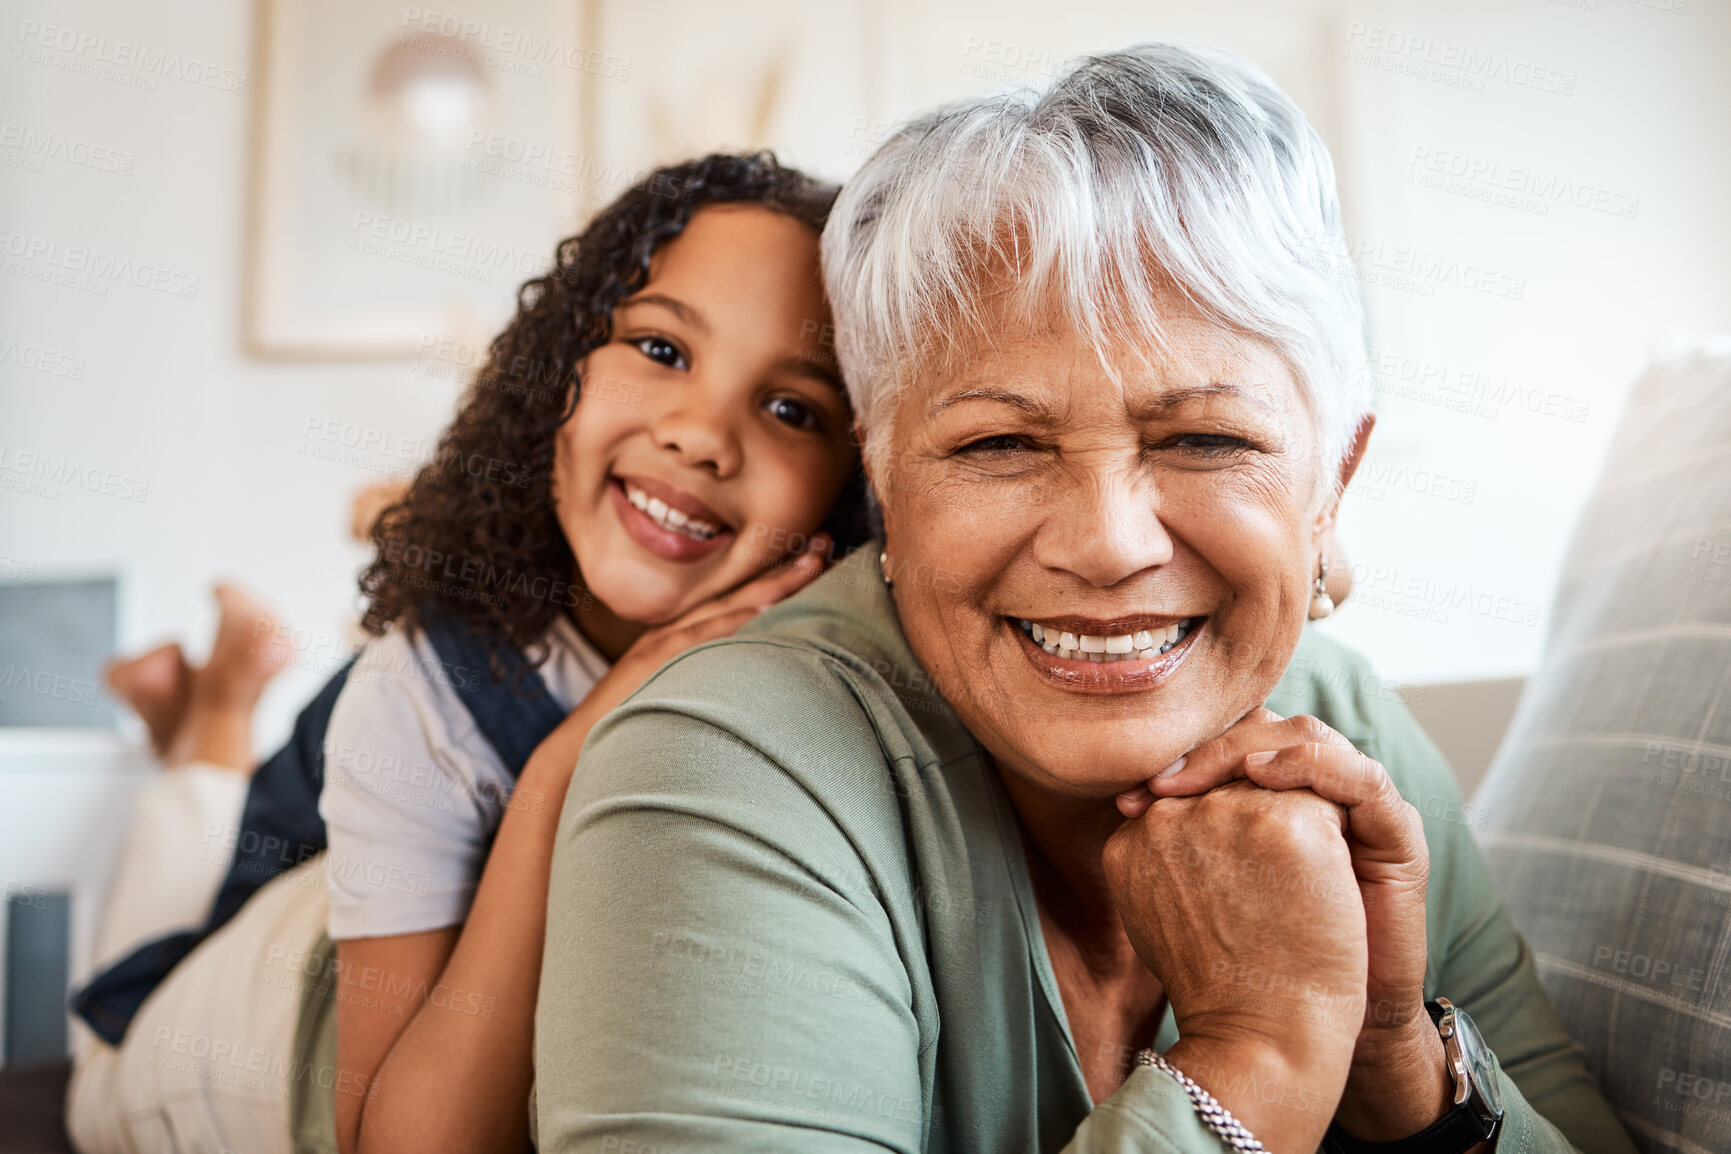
911,319,1301,421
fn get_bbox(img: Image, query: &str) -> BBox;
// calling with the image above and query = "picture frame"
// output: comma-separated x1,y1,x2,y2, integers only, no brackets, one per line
243,0,589,359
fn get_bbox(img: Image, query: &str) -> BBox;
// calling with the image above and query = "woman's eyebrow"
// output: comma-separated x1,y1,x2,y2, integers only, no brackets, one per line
616,292,710,335
931,387,1053,418
1135,381,1276,415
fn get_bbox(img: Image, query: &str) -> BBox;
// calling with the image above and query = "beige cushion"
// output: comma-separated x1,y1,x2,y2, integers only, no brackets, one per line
1475,341,1731,1152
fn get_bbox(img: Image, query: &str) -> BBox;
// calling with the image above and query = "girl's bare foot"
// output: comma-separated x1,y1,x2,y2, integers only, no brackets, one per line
104,643,192,757
163,584,290,773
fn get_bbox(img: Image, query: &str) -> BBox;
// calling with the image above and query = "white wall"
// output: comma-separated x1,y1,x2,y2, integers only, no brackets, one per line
1321,0,1731,681
2,0,486,747
2,0,1727,758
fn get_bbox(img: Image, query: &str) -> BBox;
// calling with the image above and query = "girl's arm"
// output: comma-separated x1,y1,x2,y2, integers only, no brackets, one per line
335,545,828,1154
334,701,600,1154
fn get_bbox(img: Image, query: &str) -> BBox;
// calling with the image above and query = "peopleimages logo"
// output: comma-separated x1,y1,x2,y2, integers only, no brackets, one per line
0,227,200,299
0,122,135,175
0,443,149,502
1407,147,1641,221
1342,23,1576,96
0,336,86,380
14,19,249,93
399,8,632,80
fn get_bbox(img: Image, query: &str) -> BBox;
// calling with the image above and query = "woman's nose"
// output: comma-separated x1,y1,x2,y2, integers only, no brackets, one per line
1031,473,1174,587
650,390,744,477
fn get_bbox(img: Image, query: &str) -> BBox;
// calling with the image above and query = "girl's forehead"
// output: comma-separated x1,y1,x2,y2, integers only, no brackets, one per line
647,205,821,280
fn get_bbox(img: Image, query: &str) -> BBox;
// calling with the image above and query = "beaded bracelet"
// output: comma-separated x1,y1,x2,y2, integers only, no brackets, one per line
1135,1048,1269,1153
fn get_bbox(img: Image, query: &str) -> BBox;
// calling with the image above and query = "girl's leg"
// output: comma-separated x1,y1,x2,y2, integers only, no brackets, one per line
163,584,290,773
103,642,191,759
67,856,331,1154
92,584,290,965
70,584,306,1153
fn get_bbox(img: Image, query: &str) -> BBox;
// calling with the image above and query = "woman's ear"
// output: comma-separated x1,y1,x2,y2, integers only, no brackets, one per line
1313,412,1375,538
1336,412,1376,494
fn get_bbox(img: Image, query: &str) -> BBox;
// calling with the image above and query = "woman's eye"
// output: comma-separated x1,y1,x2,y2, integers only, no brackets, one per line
957,434,1029,455
1168,433,1249,453
766,396,822,432
631,336,687,370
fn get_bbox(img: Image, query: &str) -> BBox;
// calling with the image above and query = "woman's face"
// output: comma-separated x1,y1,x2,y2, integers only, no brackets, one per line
875,290,1360,799
554,204,856,629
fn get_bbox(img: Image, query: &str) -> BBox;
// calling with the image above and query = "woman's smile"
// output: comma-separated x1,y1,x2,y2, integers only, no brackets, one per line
1007,613,1206,692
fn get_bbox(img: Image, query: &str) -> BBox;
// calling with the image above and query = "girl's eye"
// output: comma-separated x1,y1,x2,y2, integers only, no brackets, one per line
765,396,822,432
631,336,687,370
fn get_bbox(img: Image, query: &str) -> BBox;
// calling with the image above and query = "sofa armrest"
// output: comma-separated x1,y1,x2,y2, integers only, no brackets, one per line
1402,677,1526,800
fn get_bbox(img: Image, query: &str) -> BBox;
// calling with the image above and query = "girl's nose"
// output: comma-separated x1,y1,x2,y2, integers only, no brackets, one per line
651,393,744,477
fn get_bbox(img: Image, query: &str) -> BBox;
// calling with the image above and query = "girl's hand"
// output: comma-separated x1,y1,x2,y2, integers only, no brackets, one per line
524,535,833,783
1120,711,1450,1141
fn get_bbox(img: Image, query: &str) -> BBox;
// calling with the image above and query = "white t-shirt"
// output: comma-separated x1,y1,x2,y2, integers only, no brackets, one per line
319,615,608,940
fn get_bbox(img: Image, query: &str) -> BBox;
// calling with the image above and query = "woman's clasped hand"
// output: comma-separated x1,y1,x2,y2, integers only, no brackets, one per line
1112,710,1451,1144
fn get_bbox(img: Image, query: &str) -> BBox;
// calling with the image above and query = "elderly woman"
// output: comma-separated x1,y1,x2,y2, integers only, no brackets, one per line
534,44,1632,1153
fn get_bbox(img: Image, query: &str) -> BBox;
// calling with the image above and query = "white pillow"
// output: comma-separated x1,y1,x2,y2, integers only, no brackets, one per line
1475,341,1731,1152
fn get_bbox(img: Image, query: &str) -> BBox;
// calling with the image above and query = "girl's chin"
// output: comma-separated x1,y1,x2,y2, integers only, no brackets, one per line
584,568,718,626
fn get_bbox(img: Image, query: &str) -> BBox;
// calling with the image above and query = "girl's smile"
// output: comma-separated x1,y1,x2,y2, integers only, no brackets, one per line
608,474,734,562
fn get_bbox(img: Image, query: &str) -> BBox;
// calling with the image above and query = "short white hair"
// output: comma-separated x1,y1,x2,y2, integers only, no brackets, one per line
823,41,1371,489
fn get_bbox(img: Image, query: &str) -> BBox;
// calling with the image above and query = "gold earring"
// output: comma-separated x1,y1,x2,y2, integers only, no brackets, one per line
1309,555,1334,620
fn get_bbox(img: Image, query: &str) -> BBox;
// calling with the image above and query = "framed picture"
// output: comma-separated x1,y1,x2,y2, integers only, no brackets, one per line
588,0,885,185
244,0,589,359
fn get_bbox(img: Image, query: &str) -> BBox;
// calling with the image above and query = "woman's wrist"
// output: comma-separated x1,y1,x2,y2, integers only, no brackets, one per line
1160,1024,1352,1150
1333,1012,1452,1140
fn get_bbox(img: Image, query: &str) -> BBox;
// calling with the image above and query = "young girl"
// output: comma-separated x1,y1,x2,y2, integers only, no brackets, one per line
66,152,867,1154
323,151,863,1154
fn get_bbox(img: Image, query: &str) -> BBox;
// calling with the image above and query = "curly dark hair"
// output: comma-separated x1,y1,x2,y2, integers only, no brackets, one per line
358,152,869,661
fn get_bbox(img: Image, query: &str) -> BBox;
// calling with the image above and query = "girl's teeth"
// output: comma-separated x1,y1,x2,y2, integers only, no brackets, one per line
1020,618,1195,663
624,483,720,541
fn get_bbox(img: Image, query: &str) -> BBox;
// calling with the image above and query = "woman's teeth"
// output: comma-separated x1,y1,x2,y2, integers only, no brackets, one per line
1016,618,1198,662
624,482,721,540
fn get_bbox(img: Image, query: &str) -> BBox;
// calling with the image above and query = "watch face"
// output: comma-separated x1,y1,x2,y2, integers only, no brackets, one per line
1450,1007,1504,1115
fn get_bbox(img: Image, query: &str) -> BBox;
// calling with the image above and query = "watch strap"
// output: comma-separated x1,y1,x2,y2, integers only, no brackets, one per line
1321,1001,1499,1154
1323,1109,1498,1154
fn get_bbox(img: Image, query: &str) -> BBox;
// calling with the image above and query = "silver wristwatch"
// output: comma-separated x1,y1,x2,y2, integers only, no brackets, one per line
1324,997,1505,1154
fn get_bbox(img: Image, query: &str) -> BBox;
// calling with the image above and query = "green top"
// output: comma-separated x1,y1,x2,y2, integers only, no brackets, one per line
534,549,1633,1153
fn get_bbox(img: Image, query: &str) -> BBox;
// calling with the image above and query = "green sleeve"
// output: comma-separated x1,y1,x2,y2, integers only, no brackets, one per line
1273,635,1635,1154
1060,1068,1243,1151
534,703,927,1152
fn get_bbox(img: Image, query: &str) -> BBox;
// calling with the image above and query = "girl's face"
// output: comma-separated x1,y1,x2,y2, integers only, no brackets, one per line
554,204,857,641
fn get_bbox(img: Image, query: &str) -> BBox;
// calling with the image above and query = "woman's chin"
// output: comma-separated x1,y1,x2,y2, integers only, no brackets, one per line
987,729,1194,800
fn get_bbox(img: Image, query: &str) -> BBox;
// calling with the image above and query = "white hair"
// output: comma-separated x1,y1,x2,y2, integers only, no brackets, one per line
822,41,1371,490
